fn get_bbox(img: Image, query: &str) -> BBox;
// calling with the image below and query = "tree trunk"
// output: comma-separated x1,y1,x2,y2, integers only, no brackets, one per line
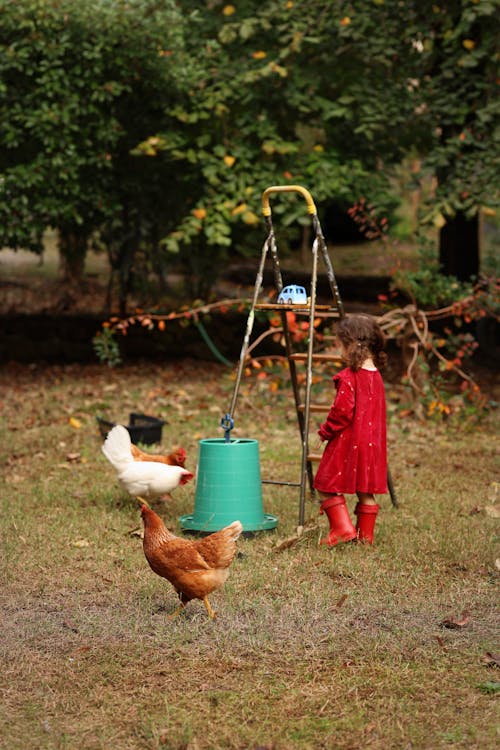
58,231,88,286
438,212,479,281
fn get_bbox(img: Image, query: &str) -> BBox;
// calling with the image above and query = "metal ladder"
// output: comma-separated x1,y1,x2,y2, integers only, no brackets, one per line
222,185,397,529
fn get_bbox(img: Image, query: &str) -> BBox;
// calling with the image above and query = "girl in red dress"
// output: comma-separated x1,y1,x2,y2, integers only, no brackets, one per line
314,314,387,545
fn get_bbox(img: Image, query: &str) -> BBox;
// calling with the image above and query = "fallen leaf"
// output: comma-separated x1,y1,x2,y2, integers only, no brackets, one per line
484,504,500,518
447,562,468,572
128,527,144,539
435,636,447,650
63,619,79,633
274,535,300,552
66,452,81,463
481,652,500,668
398,408,413,418
69,417,81,429
335,594,348,608
274,523,317,552
487,482,499,502
440,610,471,629
71,539,90,548
469,504,500,517
6,474,22,484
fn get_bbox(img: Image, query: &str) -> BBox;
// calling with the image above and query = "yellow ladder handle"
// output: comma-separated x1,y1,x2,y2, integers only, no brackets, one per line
261,185,317,217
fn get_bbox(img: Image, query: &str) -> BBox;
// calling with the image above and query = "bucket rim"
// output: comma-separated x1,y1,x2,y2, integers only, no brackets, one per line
198,437,259,445
178,513,278,532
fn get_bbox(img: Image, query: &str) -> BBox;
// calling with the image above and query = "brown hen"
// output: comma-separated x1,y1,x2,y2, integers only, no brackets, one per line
139,502,242,619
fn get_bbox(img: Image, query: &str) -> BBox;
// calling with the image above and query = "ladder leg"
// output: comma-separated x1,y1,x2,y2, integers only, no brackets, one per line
314,215,345,318
387,467,398,508
298,234,319,527
226,228,272,421
306,461,315,497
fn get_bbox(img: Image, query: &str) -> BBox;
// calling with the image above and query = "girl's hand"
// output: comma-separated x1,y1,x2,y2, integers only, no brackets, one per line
315,437,324,451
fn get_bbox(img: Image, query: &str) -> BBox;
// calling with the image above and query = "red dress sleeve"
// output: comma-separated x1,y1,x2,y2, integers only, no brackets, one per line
318,370,355,441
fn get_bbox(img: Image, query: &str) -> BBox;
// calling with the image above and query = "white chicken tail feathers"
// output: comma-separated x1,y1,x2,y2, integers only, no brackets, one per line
101,424,133,472
224,520,243,542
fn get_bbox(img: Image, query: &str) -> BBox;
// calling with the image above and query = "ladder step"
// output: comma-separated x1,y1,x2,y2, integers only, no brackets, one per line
289,353,342,364
254,303,341,316
307,453,323,462
298,403,330,413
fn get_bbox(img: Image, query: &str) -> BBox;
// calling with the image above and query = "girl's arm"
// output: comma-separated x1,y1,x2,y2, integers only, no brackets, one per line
318,378,355,441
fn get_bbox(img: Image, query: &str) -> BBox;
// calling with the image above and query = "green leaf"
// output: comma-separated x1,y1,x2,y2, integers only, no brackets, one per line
477,682,500,695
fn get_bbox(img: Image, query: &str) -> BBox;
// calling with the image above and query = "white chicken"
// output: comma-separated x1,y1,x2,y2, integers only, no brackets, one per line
101,425,193,499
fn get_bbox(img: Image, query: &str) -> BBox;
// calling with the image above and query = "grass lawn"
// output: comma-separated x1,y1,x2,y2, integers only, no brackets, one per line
0,360,498,750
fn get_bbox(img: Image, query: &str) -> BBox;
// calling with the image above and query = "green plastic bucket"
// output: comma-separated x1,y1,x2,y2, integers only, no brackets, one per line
179,438,278,533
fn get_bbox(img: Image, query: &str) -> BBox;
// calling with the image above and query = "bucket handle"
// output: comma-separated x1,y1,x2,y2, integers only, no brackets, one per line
261,185,317,217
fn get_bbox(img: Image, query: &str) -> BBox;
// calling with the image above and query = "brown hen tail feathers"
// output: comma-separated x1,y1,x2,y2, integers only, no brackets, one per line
224,520,243,541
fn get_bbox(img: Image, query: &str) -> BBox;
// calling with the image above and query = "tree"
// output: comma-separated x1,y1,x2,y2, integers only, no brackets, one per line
153,0,499,287
2,1,497,308
411,0,499,279
145,0,404,296
0,0,191,298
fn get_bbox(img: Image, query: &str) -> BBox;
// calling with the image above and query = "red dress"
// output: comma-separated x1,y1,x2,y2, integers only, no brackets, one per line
313,367,387,495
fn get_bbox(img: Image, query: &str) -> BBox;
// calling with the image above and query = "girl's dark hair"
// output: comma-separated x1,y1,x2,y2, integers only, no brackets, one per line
337,314,387,371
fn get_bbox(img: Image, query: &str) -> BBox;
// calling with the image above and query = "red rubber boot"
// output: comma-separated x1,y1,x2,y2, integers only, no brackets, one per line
354,502,380,544
319,495,357,546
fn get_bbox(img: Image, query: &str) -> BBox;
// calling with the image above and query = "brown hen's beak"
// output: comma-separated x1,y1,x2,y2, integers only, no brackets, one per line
136,496,151,508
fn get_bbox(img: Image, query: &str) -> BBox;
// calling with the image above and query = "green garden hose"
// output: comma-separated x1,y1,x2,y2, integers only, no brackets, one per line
193,318,233,367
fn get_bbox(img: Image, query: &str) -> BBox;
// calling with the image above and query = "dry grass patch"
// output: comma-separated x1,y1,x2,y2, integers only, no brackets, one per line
0,361,498,749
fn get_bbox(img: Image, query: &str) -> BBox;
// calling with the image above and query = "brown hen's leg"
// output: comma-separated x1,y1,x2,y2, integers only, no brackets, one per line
203,596,217,620
168,602,186,620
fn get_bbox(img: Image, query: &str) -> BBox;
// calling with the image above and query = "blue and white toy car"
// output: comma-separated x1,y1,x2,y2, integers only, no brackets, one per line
277,285,308,305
